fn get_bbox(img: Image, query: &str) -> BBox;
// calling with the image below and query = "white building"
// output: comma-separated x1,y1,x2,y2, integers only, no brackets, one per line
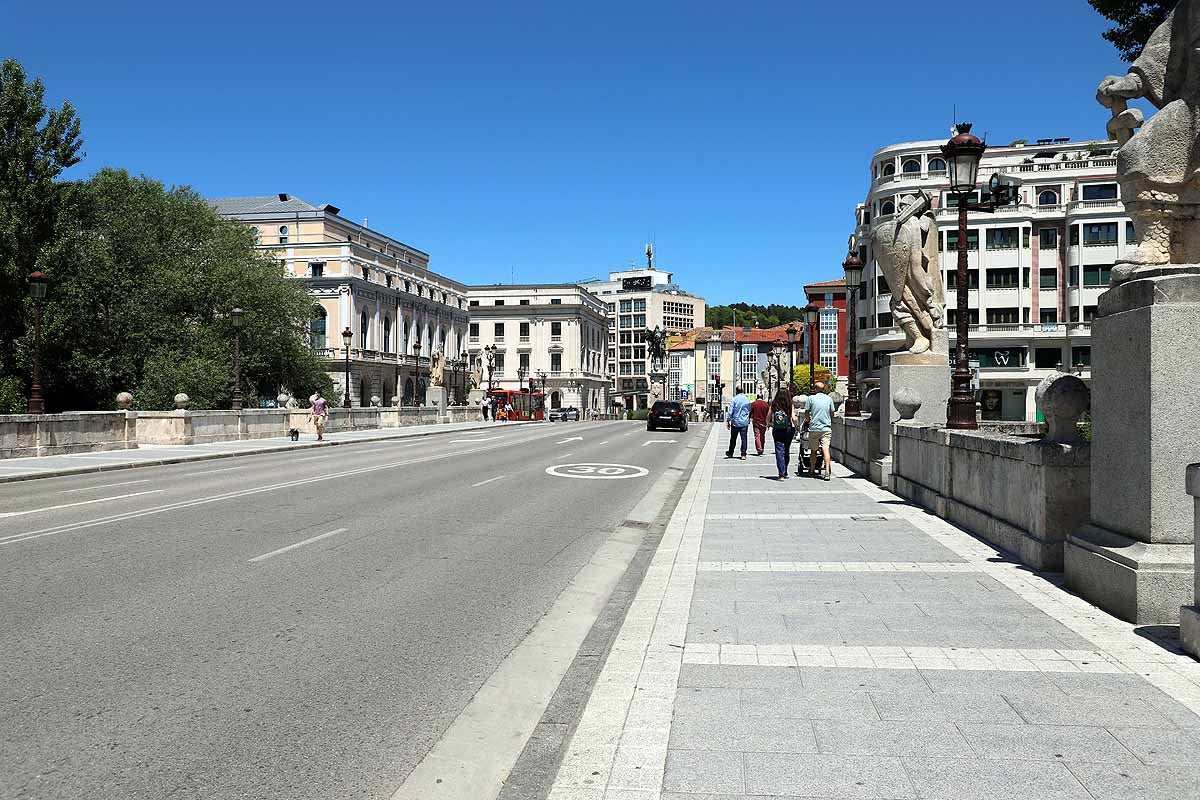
851,136,1128,420
466,284,609,413
579,253,707,410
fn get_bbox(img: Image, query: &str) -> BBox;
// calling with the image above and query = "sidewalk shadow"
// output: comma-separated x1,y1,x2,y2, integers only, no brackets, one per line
1133,624,1190,657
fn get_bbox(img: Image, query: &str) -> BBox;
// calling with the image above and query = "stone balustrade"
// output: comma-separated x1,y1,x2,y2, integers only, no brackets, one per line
0,412,138,458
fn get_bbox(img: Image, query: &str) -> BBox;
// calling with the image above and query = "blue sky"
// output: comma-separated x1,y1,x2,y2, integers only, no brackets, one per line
5,1,1127,305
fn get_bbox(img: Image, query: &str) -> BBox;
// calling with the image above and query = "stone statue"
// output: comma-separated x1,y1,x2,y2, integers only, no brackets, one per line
1097,1,1200,280
645,326,667,372
430,350,446,387
470,354,483,389
760,349,786,397
871,190,945,354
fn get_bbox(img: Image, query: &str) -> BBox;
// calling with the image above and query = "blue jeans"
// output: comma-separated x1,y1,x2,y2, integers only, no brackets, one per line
773,427,794,476
726,425,748,457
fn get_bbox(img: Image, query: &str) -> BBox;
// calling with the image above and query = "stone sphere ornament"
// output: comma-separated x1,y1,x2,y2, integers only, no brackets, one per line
831,391,844,411
864,388,881,417
174,393,191,410
1035,373,1090,445
277,392,291,406
893,387,922,421
115,392,134,410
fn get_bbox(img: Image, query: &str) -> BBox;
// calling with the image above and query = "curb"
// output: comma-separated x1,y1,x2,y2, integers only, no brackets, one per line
0,421,543,484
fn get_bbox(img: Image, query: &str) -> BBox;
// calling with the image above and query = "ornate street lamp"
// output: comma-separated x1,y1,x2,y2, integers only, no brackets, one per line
484,344,497,393
786,323,798,394
341,326,353,408
230,307,244,412
940,122,1021,429
517,365,527,393
842,254,864,416
804,303,819,392
536,369,547,397
26,271,47,414
412,337,422,406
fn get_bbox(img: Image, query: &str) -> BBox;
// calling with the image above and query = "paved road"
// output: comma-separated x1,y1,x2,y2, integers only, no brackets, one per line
0,420,703,800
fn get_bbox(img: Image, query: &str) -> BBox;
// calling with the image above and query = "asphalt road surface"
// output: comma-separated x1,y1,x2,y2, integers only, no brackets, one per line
0,420,704,800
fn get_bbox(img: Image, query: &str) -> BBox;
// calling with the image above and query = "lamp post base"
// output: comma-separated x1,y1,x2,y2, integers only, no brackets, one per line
946,394,978,429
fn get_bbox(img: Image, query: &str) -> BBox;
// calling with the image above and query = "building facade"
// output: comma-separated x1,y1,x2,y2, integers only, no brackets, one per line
669,326,791,415
579,259,706,411
465,284,609,413
850,136,1126,420
802,279,849,383
210,194,469,406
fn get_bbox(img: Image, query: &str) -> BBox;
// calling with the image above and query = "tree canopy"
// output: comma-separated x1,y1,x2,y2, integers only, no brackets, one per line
1088,0,1172,62
706,302,809,330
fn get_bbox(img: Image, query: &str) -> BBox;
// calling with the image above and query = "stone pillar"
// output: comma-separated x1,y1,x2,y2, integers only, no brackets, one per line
1065,273,1200,623
1180,465,1200,656
879,330,950,455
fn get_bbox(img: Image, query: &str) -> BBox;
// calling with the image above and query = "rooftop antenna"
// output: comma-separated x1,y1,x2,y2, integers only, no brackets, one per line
645,242,655,270
511,264,515,285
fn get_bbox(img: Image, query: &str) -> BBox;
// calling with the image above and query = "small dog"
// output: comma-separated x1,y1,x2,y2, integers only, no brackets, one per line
288,428,300,441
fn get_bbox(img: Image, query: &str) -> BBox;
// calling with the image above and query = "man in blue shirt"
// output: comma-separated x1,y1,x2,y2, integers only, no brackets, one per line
725,387,752,459
805,381,836,480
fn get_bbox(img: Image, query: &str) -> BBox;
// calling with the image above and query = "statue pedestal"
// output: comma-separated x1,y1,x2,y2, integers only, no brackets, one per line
1065,273,1200,624
425,386,449,414
878,332,950,457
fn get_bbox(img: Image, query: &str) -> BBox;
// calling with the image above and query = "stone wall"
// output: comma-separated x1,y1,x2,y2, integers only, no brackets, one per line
891,423,1090,571
0,412,138,458
831,415,879,478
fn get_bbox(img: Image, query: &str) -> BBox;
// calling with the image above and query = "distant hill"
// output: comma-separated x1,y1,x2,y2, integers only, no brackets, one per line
705,303,807,329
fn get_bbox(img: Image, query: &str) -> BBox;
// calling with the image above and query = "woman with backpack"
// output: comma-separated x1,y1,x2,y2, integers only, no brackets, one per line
769,388,796,480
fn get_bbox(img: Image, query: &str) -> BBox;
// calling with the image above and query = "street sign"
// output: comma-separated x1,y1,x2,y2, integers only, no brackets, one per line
680,389,690,400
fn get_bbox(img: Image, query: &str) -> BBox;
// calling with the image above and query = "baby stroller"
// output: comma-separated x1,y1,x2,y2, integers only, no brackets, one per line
796,428,826,476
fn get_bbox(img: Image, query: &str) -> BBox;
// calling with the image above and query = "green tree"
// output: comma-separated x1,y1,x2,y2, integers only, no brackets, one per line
33,169,333,410
1087,1,1172,62
792,363,834,394
0,58,83,407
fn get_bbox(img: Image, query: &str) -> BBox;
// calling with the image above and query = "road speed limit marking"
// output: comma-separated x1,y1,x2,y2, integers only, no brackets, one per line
545,463,649,480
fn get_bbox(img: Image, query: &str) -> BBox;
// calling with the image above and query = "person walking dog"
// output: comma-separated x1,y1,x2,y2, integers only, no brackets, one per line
310,390,329,442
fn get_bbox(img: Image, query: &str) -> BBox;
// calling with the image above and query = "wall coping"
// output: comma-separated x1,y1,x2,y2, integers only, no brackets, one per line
1188,463,1200,498
891,421,1087,466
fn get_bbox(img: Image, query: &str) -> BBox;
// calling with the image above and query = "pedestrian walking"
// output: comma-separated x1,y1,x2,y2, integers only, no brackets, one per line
749,393,770,456
724,387,751,460
805,381,836,480
309,390,329,441
769,388,796,480
481,396,490,421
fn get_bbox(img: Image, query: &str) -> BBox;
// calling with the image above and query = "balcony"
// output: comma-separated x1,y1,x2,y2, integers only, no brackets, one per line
469,335,480,344
857,323,1090,341
519,335,530,343
997,157,1117,175
1032,204,1065,216
1069,199,1121,211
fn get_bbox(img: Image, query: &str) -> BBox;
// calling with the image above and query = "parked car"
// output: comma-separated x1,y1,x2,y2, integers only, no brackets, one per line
647,400,688,432
548,406,580,421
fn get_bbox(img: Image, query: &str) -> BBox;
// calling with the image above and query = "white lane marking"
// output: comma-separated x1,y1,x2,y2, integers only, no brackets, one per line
471,475,506,488
186,466,243,476
60,479,152,494
558,453,574,459
642,439,677,447
449,437,502,443
556,437,583,444
0,491,163,520
599,441,610,445
0,427,567,547
545,463,649,480
292,454,327,461
248,528,349,562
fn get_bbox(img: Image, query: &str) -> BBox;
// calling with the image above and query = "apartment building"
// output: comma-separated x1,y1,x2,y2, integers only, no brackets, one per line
848,136,1126,420
210,194,469,406
465,284,609,413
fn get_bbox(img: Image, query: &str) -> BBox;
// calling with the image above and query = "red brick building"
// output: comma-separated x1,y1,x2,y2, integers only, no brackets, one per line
802,278,849,383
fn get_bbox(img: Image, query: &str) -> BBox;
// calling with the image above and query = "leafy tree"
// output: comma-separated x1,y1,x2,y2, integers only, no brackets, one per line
31,169,333,410
792,363,834,394
1087,0,1172,62
0,58,83,405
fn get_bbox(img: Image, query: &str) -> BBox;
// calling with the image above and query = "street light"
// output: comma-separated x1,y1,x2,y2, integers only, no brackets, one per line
786,323,798,394
842,254,864,417
484,344,497,393
517,365,527,393
230,308,244,412
940,122,1021,429
804,303,819,393
26,271,47,414
536,369,547,397
412,338,422,406
341,326,353,408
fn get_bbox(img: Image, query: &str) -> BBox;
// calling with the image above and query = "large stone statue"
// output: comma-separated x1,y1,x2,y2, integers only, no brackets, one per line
760,349,786,397
429,351,445,387
871,190,945,354
1097,0,1200,280
645,326,668,372
470,354,483,389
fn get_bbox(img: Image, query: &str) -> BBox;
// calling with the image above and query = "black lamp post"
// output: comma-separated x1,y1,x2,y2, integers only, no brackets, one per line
804,303,819,392
517,365,527,394
842,254,864,417
341,326,353,408
786,323,798,394
460,350,470,404
940,122,1021,429
484,344,497,393
412,337,422,406
230,307,244,411
536,369,547,397
26,271,47,415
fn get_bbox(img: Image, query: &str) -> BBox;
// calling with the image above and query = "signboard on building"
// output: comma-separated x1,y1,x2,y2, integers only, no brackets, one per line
621,276,653,292
680,389,690,400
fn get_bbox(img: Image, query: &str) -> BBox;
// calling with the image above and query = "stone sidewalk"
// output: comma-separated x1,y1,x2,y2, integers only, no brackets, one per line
0,419,535,483
546,424,1200,799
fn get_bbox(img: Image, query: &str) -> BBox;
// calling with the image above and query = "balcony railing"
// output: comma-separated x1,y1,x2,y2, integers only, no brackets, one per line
1069,199,1121,210
519,335,530,343
859,322,1090,339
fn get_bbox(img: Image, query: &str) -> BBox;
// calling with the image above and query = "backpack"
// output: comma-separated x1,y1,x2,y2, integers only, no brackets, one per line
771,408,791,433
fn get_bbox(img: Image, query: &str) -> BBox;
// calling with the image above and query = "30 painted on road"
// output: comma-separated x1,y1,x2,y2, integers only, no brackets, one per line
545,463,649,480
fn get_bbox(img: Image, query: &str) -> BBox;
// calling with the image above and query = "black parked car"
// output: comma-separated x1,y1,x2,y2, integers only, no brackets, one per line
647,400,688,432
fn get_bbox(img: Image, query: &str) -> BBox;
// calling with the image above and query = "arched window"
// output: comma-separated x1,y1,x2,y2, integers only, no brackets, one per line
1038,190,1059,206
928,157,946,172
880,200,896,215
360,310,369,349
902,159,921,174
383,317,392,353
551,391,562,409
278,225,289,245
882,162,896,176
309,306,327,350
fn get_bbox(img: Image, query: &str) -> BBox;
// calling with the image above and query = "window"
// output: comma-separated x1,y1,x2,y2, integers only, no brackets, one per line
1070,226,1080,245
632,299,646,312
1084,305,1098,321
551,321,562,339
1035,347,1063,368
469,300,480,307
1072,346,1091,367
1083,222,1118,244
494,353,505,373
1069,266,1080,286
385,275,393,288
1038,189,1060,206
986,308,1019,324
880,200,895,215
877,312,893,327
928,157,946,172
1070,306,1080,322
494,299,504,306
945,229,979,251
494,322,504,339
519,352,530,370
946,269,979,290
619,300,632,313
986,228,1019,250
1023,228,1031,249
309,306,327,350
876,276,891,295
944,191,979,208
1039,228,1058,249
882,162,896,176
550,298,561,305
278,225,289,244
1082,183,1118,201
361,266,370,281
1126,222,1136,244
359,310,369,349
309,262,324,278
902,159,921,174
1040,309,1058,324
519,322,530,339
382,317,392,352
633,314,646,327
946,308,979,325
519,299,530,306
469,322,479,337
1040,268,1058,289
1084,265,1112,286
619,314,633,328
986,268,1019,288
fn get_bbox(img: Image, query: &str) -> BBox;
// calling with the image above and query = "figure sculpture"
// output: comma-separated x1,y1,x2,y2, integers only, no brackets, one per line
871,190,945,354
470,354,483,389
430,350,446,387
760,349,786,397
1097,0,1200,280
645,326,668,372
